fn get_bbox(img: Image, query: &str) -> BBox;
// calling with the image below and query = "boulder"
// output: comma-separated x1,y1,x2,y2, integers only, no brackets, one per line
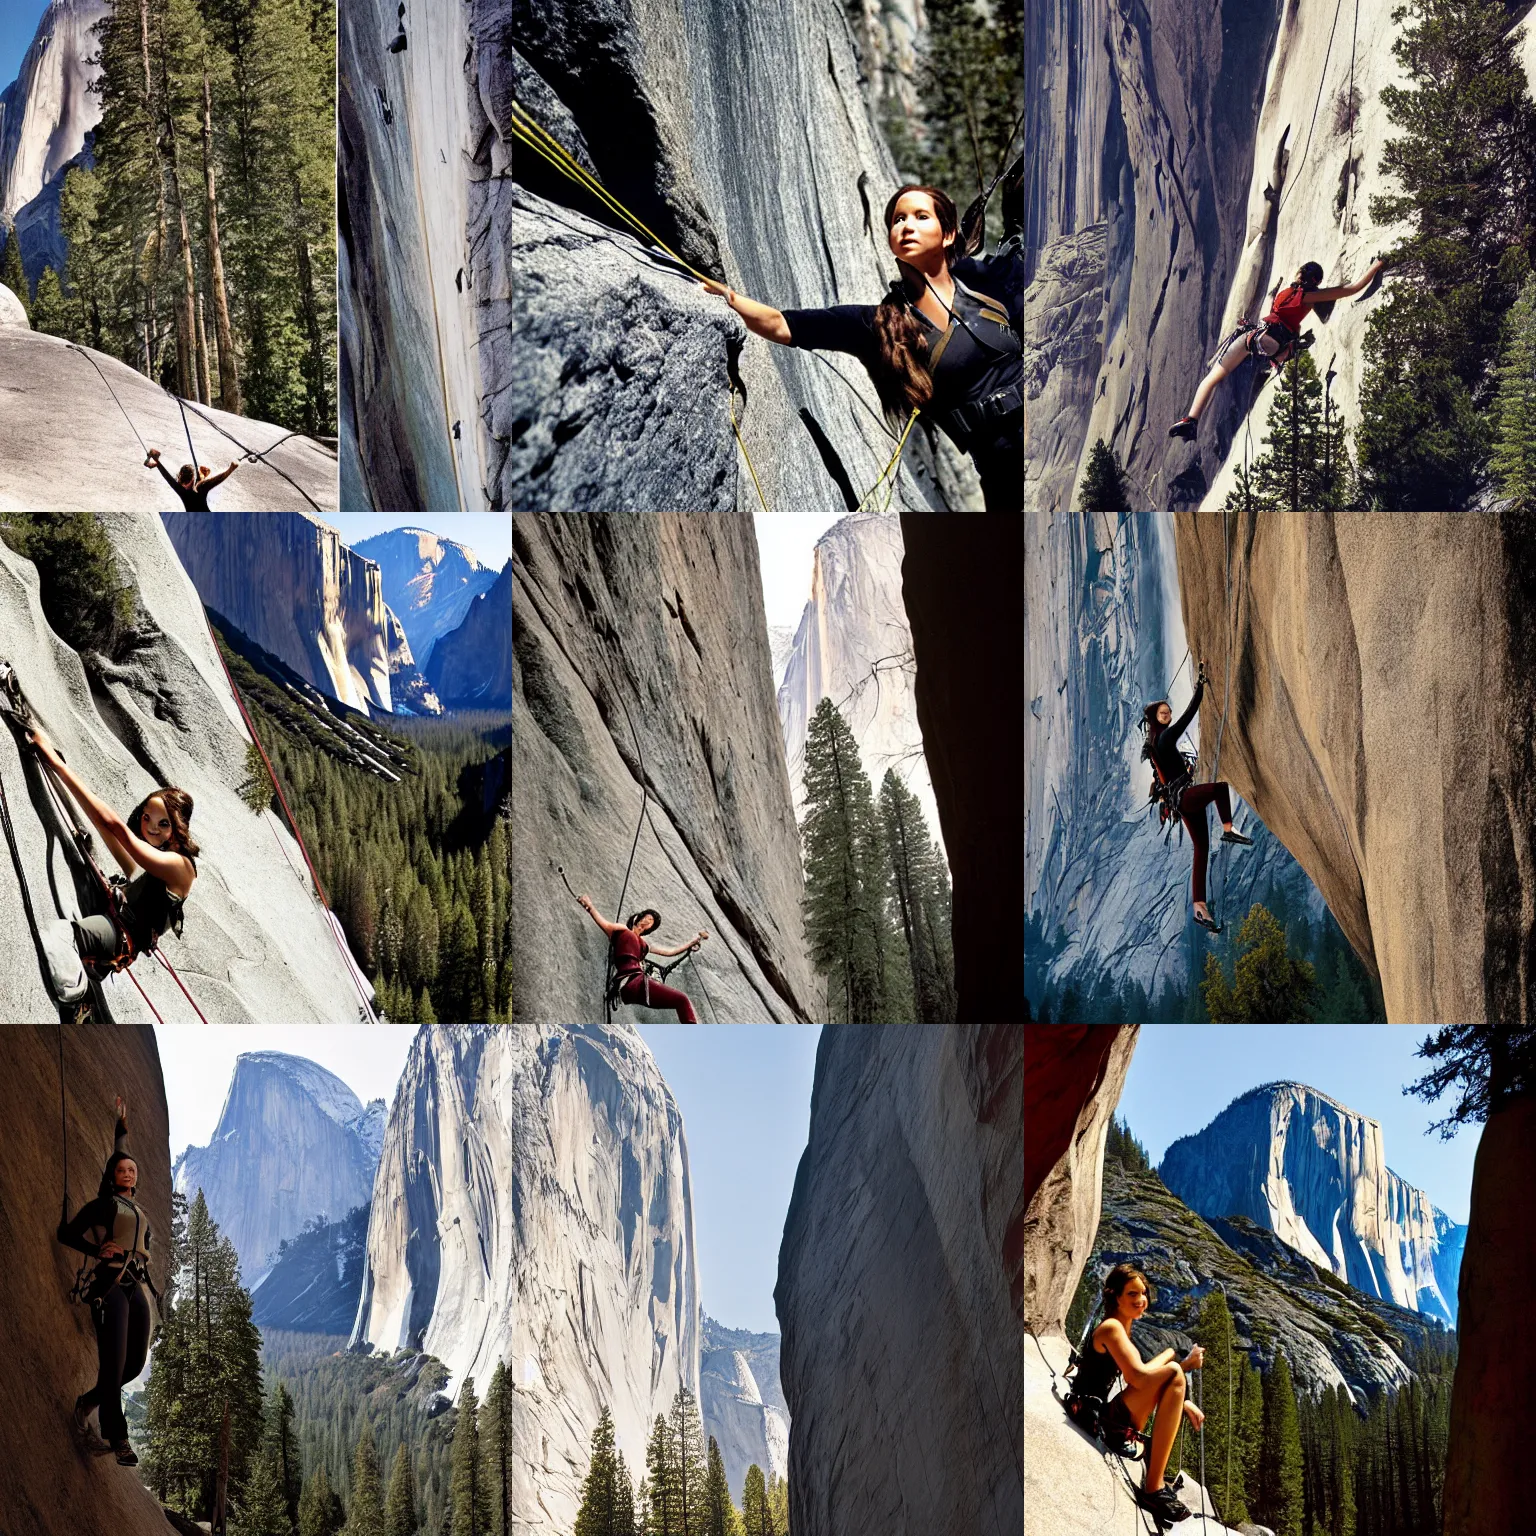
0,280,28,327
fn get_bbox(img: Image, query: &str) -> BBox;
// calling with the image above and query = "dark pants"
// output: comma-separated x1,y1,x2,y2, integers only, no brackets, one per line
972,411,1023,512
619,973,698,1023
84,1282,151,1444
73,914,123,968
1180,781,1234,904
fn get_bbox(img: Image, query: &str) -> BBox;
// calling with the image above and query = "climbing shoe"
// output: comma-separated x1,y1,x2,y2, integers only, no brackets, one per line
112,1441,138,1466
1194,910,1224,934
1221,829,1253,845
1167,416,1198,441
1136,1482,1192,1522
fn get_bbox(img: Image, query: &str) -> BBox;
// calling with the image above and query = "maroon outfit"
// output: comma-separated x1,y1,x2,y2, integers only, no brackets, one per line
612,928,698,1023
1148,678,1233,906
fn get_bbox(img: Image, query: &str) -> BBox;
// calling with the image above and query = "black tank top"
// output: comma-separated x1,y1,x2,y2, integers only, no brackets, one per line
121,870,188,948
1074,1327,1123,1400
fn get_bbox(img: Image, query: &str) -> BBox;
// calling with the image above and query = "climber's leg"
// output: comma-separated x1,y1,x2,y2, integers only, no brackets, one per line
73,914,123,969
1143,1364,1187,1491
88,1286,132,1445
620,975,698,1023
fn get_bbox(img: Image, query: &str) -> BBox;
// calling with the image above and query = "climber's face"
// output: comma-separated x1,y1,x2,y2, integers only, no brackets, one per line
139,796,172,847
1156,704,1172,726
114,1158,137,1194
1117,1277,1148,1321
888,191,951,266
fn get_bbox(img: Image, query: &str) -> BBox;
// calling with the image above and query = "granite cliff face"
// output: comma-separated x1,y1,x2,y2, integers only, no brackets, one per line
0,513,378,1023
778,1024,1022,1536
340,0,976,510
352,1025,699,1530
1172,510,1536,1022
0,1025,175,1535
0,329,337,511
513,514,817,1024
0,0,109,284
162,511,392,715
384,603,443,715
1025,0,1452,509
175,1052,384,1289
699,1315,788,1505
251,1203,371,1334
1159,1081,1465,1324
1025,511,1326,1014
426,559,512,711
353,528,500,667
776,512,939,841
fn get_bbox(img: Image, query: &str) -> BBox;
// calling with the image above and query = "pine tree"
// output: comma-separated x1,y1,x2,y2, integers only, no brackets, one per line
1077,438,1131,511
1256,1352,1305,1536
237,1448,294,1536
384,1444,419,1536
645,1413,679,1536
1192,1291,1249,1527
298,1465,346,1536
1201,904,1319,1023
800,698,892,1022
614,1451,638,1536
765,1473,788,1536
449,1377,490,1536
1225,352,1353,512
740,1466,769,1536
28,265,76,338
479,1361,512,1536
878,770,956,1022
669,1388,708,1536
264,1381,303,1533
347,1427,386,1536
1,221,27,315
575,1407,623,1536
1491,272,1536,512
702,1438,735,1536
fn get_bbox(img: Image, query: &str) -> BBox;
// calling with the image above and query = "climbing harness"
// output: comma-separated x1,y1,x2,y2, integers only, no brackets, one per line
202,614,378,1022
508,98,916,512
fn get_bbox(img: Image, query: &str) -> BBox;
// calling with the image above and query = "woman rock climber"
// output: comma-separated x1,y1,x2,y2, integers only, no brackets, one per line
1072,1263,1205,1525
1167,258,1388,440
57,1095,157,1467
25,727,198,971
144,447,238,511
1141,665,1250,932
578,896,708,1022
701,184,1023,511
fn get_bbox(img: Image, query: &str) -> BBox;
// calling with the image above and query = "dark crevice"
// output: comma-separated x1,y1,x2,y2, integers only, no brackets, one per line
797,408,858,509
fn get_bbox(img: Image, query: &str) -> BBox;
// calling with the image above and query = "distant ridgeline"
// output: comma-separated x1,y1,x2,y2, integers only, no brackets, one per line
1158,1081,1466,1326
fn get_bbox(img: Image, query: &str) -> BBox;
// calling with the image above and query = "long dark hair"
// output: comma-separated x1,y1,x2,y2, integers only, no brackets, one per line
1138,702,1169,762
1102,1262,1154,1321
129,786,200,861
870,185,960,422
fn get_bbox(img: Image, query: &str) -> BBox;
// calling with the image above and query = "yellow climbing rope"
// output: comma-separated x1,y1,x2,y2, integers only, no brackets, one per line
509,100,916,514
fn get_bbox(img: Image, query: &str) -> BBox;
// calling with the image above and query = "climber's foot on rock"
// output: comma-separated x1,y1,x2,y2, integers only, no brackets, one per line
112,1440,138,1466
1167,415,1198,441
1137,1482,1192,1523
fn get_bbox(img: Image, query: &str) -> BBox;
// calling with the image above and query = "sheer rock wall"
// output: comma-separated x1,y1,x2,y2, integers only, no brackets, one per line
425,560,512,711
777,1024,1022,1536
352,1025,699,1532
512,514,817,1024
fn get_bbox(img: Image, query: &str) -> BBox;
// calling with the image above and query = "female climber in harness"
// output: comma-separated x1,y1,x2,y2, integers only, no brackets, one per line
1141,665,1251,933
23,727,198,973
1167,258,1388,441
577,896,708,1022
700,184,1023,510
57,1096,158,1467
144,447,239,511
1071,1264,1206,1525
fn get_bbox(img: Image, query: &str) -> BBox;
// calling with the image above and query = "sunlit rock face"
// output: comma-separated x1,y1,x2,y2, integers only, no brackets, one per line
1159,1081,1465,1324
162,510,392,713
776,512,938,842
0,0,110,283
425,560,511,711
175,1052,385,1290
352,1025,699,1532
353,527,501,668
700,1315,789,1505
384,602,444,715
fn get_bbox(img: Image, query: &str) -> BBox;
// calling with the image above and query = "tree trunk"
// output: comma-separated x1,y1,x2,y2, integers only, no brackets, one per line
196,289,212,403
202,67,241,413
291,172,328,433
137,0,167,380
155,38,197,402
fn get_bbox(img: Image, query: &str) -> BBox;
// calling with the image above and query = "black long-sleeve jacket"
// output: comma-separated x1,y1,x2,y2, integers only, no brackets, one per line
1148,678,1204,785
56,1117,154,1301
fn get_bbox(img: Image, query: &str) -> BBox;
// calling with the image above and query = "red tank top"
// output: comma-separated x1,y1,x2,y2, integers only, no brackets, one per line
1264,282,1311,332
611,928,647,976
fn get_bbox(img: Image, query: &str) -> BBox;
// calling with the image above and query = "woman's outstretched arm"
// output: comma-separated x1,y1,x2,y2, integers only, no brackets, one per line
577,895,624,936
1166,676,1205,743
1311,259,1387,304
199,461,239,490
649,930,709,958
701,279,792,343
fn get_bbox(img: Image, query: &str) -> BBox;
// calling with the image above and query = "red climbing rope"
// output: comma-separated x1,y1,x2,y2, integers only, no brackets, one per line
150,944,210,1024
201,612,376,1020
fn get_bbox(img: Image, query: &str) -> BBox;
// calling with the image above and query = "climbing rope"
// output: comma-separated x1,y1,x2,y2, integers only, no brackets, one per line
67,345,149,457
510,97,920,512
1275,0,1350,218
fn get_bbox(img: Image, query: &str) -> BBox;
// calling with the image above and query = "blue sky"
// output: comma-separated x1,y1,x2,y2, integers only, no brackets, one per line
1117,1025,1479,1223
0,2,48,96
322,513,511,573
638,1025,822,1334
